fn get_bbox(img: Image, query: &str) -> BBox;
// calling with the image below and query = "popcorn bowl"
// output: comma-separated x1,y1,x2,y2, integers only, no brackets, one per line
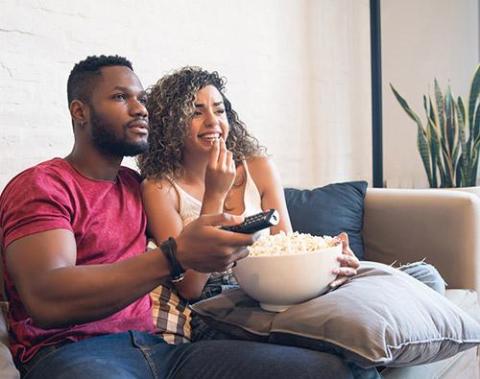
233,242,342,312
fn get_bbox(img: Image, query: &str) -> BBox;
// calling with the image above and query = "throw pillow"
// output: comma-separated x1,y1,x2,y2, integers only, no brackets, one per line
191,262,480,368
284,181,367,259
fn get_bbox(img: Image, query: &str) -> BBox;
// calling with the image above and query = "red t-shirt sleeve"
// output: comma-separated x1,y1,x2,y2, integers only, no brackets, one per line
1,168,73,249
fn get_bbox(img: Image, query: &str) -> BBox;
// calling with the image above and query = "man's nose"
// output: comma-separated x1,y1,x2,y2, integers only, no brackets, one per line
130,98,148,118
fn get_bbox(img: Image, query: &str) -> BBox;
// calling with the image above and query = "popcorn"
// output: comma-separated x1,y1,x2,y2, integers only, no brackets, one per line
248,231,337,257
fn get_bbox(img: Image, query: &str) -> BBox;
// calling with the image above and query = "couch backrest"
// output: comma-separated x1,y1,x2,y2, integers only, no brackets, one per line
363,188,480,292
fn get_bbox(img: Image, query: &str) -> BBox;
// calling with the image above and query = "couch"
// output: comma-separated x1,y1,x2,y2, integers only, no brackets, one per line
363,188,480,378
1,187,480,379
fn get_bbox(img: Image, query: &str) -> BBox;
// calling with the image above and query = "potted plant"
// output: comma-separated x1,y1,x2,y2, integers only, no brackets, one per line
390,65,480,188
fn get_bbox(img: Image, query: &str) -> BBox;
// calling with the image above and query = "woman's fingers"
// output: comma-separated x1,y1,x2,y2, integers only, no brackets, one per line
337,253,360,269
213,138,235,174
329,276,349,289
217,137,227,168
328,232,360,289
332,266,357,277
208,138,220,168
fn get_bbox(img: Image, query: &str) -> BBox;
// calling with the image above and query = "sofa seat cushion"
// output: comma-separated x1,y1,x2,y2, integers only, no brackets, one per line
191,262,480,368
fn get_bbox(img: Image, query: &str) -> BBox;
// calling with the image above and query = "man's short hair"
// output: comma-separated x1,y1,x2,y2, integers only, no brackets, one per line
67,55,133,105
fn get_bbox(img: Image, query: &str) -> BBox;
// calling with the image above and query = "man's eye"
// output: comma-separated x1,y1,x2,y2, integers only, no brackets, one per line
113,93,127,101
139,97,148,105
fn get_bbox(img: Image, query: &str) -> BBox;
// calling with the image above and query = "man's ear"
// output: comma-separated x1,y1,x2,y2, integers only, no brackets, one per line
69,99,89,127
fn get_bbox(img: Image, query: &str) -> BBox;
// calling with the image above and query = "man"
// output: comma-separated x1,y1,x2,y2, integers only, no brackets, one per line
0,55,353,378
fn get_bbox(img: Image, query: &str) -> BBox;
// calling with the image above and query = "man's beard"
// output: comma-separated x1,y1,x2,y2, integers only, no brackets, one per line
90,109,148,157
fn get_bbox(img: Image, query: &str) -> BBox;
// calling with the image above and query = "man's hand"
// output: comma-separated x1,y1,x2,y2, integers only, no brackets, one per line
203,137,236,205
175,212,256,273
329,232,360,288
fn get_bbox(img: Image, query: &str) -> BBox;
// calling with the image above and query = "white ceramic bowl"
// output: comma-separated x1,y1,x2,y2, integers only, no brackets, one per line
233,243,342,312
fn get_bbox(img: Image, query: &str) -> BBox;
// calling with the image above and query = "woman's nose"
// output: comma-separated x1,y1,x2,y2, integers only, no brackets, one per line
204,109,219,126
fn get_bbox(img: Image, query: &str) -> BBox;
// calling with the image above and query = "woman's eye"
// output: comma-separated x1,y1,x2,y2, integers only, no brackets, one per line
193,111,202,117
216,109,225,115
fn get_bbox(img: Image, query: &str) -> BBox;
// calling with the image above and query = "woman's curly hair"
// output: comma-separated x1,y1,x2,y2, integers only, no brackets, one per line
138,66,265,180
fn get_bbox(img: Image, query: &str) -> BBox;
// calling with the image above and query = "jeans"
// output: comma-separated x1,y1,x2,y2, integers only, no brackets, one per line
23,330,354,379
398,261,446,295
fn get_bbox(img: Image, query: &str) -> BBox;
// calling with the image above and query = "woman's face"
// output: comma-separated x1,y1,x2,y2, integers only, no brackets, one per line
184,85,230,156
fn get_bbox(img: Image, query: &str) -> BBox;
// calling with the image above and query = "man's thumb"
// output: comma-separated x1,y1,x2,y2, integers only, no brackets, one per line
201,212,244,227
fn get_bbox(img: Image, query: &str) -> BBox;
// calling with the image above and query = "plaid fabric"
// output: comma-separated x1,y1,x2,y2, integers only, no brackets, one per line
150,284,192,344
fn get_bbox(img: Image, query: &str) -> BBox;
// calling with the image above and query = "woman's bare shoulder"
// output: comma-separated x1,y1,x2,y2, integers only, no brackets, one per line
245,155,275,174
141,177,178,204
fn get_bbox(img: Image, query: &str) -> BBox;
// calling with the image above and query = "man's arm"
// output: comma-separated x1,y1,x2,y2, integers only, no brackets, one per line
5,214,253,329
5,228,171,329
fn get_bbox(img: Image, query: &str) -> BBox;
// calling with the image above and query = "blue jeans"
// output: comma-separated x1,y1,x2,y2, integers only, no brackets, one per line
398,261,446,295
23,330,354,379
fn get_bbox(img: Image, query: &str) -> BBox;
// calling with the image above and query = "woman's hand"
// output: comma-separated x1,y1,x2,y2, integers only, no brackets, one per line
329,232,360,289
203,137,236,209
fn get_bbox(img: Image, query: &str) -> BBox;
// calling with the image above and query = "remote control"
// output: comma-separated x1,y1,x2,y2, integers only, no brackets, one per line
221,209,280,234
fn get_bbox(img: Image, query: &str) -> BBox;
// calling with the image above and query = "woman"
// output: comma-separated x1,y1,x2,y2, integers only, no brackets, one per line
138,67,360,343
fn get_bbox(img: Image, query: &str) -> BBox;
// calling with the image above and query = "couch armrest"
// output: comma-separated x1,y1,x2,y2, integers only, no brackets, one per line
363,188,480,292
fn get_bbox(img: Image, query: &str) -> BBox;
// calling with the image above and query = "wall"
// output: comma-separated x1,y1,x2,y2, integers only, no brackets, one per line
382,0,479,188
0,0,372,191
308,0,372,186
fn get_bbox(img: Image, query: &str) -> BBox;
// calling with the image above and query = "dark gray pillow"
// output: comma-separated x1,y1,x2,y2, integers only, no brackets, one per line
191,262,480,368
284,181,367,259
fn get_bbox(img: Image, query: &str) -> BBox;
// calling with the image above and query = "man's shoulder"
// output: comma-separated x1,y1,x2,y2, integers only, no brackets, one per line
2,158,69,193
119,166,142,184
0,158,74,227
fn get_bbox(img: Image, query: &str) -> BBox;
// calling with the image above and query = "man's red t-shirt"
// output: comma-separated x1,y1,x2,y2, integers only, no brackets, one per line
0,158,154,364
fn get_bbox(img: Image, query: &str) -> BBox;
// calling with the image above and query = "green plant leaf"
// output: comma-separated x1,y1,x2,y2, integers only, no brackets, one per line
456,98,469,186
390,84,424,123
472,103,480,152
445,87,456,155
391,84,434,186
468,65,480,131
424,96,438,187
432,83,452,182
434,79,446,141
417,124,434,187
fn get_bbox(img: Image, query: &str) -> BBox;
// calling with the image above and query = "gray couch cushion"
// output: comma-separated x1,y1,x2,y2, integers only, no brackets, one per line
191,262,480,368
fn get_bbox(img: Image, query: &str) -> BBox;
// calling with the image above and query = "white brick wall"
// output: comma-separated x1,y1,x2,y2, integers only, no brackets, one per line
0,0,369,191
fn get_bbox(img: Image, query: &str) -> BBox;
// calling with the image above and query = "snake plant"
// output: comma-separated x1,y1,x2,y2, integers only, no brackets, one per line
390,65,480,188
